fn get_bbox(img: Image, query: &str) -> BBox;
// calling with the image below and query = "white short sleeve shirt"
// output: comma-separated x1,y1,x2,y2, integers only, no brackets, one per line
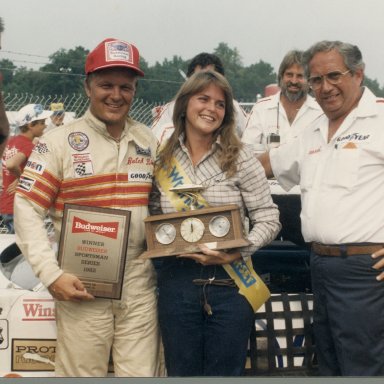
270,87,384,244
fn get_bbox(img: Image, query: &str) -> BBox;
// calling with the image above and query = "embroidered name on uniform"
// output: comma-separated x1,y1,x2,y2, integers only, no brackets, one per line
308,147,321,155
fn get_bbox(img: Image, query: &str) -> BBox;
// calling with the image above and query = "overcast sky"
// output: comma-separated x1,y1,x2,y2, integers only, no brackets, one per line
2,0,384,85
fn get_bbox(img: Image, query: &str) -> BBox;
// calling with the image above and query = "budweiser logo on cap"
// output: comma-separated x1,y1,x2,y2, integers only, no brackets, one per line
105,41,133,63
85,37,144,76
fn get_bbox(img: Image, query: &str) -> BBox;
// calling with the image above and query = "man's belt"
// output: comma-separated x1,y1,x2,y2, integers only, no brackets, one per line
312,242,384,257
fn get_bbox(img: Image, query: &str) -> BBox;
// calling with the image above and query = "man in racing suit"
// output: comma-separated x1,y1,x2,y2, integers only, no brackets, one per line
14,38,162,377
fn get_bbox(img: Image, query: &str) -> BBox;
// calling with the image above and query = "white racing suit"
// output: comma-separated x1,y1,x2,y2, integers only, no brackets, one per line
14,110,162,377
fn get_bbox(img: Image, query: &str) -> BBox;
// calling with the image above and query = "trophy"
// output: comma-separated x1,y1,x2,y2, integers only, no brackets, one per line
140,184,251,259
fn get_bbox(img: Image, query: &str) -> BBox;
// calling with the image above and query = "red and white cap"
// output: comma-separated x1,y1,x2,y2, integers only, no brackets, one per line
85,38,144,76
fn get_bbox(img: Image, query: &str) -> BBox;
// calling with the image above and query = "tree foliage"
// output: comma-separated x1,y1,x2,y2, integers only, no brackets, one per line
2,42,384,102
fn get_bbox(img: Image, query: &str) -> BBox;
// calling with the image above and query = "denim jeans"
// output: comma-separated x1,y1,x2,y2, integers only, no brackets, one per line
157,258,255,376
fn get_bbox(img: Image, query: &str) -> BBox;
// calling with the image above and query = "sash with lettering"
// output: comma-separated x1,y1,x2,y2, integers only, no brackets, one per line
156,157,270,312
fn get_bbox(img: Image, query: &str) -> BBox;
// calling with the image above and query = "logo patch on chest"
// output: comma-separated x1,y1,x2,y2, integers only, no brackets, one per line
68,132,89,151
72,153,94,178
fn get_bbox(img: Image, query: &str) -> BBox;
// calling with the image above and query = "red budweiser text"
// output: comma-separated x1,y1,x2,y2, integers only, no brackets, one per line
72,216,119,239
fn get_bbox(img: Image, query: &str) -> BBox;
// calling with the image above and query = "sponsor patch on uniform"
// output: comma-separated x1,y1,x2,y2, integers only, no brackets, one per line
12,339,56,371
32,142,49,154
72,154,94,178
128,170,153,183
73,161,94,178
135,144,151,156
25,160,46,175
68,132,89,151
18,176,36,192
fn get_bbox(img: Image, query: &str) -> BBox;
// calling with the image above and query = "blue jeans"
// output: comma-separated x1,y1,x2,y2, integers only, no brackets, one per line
157,258,255,376
1,214,15,234
311,251,384,376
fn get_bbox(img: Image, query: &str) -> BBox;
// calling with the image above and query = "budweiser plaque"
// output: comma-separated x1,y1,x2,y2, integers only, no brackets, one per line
58,204,131,299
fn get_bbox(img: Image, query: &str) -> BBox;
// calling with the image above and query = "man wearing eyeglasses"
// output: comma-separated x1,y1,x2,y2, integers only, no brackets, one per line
258,40,384,376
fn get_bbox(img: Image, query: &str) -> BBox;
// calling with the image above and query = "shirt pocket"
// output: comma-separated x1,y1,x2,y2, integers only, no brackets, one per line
323,147,359,189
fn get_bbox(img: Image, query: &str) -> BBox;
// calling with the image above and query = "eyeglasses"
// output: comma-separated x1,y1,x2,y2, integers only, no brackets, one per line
308,70,351,90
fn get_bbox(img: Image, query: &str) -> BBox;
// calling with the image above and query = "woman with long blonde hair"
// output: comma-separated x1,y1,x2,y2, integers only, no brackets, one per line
150,70,280,376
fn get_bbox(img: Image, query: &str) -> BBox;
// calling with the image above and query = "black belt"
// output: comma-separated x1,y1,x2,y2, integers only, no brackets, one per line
312,242,384,257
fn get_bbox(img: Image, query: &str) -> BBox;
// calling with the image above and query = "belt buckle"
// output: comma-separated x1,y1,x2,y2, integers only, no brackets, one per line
339,244,348,257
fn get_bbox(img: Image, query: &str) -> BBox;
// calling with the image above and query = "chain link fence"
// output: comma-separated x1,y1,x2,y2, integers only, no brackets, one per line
3,93,165,129
3,93,254,129
0,93,255,233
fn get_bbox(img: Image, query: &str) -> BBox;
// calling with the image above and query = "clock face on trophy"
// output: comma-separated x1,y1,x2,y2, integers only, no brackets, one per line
140,204,251,259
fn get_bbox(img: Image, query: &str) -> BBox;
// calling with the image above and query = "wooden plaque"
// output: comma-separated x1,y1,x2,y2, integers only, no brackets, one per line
58,204,131,299
140,204,250,259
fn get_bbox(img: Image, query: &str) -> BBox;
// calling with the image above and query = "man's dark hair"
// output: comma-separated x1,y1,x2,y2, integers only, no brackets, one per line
186,52,225,77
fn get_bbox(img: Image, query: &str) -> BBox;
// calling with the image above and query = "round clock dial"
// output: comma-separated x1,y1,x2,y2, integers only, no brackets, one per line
155,223,177,245
209,215,231,237
180,217,205,243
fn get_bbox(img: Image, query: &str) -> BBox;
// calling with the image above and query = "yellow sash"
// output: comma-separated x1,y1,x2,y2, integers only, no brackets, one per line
156,159,270,313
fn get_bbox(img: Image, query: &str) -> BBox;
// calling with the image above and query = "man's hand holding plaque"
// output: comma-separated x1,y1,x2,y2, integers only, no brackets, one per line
48,272,95,302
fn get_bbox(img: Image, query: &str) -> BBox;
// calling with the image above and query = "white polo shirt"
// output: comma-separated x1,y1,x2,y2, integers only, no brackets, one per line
270,87,384,244
242,92,323,153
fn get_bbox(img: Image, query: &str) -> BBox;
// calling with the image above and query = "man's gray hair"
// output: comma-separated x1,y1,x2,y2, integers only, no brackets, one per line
303,40,365,77
277,50,304,85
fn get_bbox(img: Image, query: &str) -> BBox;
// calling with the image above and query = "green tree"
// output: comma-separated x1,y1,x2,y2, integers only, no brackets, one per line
5,66,47,95
364,77,384,97
3,41,384,103
212,42,244,98
136,55,184,102
238,60,276,101
0,58,17,86
39,46,88,95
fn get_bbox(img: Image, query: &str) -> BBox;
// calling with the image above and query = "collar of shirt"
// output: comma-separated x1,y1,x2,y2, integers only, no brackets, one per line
84,109,152,149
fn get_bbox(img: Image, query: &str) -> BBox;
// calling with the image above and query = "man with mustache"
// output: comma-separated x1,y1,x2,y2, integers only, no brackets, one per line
242,50,322,152
258,40,384,376
242,50,324,247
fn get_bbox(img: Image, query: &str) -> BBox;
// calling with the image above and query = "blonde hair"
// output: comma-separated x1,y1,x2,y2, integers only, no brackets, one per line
156,70,242,177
